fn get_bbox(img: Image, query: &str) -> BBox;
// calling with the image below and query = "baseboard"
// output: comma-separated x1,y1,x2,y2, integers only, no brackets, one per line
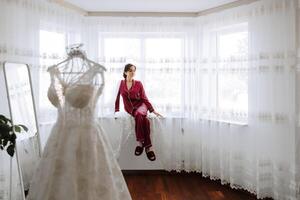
122,169,202,175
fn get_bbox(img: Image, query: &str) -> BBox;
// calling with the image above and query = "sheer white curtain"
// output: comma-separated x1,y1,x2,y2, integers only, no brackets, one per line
0,1,40,198
246,1,296,198
0,0,84,199
169,1,297,199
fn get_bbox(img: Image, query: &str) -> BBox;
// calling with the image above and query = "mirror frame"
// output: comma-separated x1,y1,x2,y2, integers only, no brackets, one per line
3,61,42,200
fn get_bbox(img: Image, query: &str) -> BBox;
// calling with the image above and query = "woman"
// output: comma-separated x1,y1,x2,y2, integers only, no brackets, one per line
115,63,162,161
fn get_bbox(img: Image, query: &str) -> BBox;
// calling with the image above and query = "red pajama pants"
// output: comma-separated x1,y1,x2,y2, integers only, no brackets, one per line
133,103,152,148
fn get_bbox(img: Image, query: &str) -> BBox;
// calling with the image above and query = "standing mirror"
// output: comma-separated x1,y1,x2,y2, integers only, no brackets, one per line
2,62,42,199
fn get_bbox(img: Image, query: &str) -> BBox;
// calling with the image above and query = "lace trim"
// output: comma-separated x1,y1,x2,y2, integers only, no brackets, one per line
162,168,297,199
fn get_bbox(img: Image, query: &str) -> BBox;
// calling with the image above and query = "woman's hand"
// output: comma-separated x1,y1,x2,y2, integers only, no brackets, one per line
153,110,163,118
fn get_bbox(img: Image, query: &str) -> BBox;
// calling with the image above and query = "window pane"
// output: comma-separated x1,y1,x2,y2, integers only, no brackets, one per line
145,38,182,115
218,31,248,59
146,38,182,60
218,72,248,111
217,24,248,115
104,38,140,61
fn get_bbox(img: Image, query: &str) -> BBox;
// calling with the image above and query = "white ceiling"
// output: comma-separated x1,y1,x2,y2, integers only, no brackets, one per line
64,0,238,12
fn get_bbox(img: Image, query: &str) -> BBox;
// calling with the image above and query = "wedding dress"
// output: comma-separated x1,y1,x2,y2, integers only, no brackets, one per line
27,63,132,200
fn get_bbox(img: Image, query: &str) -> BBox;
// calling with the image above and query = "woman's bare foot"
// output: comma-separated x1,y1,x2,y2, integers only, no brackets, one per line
145,146,153,152
137,141,143,147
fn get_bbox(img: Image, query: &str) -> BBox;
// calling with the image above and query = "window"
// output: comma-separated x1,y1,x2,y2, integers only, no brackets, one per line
98,34,183,116
216,23,249,122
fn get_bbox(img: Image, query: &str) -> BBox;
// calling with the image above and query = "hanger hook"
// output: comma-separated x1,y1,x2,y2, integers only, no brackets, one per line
66,43,86,59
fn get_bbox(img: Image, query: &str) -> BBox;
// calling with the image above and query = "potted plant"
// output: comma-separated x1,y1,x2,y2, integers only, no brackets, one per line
0,114,28,157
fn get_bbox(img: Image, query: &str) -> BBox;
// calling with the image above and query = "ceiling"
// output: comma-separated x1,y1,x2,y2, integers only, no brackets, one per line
64,0,238,13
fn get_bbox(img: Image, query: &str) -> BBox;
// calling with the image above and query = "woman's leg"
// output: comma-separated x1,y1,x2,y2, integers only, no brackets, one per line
134,103,152,148
134,103,156,161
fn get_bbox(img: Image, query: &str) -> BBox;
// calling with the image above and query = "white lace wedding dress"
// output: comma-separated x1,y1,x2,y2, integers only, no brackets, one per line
27,65,132,200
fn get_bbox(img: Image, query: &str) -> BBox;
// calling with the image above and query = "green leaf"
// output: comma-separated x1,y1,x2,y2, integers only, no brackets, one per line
2,139,8,147
0,124,11,134
13,126,21,133
0,115,11,124
0,119,5,124
0,115,27,157
9,134,16,142
1,131,9,140
18,125,28,132
7,144,15,157
0,115,6,122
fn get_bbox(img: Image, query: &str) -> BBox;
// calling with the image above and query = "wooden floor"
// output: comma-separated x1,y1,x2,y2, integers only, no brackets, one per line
123,171,271,200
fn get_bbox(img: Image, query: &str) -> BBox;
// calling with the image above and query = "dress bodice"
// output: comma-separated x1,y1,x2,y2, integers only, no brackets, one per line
47,65,104,122
48,83,95,109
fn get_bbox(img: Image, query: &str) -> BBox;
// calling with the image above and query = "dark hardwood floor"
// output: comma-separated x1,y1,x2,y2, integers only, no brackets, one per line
123,171,272,200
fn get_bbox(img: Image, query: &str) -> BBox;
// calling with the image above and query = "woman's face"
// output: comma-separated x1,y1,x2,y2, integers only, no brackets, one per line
126,66,136,79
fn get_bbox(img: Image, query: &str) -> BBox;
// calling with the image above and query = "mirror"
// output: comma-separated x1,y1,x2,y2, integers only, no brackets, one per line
3,62,42,198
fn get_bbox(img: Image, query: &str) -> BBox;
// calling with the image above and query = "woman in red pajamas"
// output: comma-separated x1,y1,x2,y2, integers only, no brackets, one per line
115,63,162,161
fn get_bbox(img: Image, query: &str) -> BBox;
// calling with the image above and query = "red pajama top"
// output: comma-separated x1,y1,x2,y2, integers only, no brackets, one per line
115,80,154,115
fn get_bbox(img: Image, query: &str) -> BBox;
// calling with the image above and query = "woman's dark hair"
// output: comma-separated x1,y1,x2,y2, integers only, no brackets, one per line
123,63,136,79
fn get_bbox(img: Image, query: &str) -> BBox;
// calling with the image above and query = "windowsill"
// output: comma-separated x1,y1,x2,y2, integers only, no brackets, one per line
201,118,248,126
99,114,248,126
39,113,248,126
